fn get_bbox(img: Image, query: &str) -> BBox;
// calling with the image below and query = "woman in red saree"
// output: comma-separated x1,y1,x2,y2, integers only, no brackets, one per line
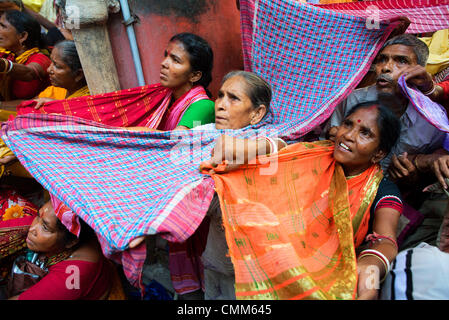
16,32,215,131
202,101,403,300
0,10,50,113
2,33,216,299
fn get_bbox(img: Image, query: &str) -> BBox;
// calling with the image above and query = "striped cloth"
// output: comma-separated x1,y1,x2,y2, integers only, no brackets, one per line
398,75,449,134
316,0,449,34
240,0,402,140
380,243,449,300
1,0,405,288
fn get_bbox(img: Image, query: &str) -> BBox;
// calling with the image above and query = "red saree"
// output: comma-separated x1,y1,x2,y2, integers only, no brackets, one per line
0,190,38,282
16,84,209,129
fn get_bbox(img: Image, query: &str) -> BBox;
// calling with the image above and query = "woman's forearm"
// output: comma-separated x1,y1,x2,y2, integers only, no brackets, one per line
5,60,43,82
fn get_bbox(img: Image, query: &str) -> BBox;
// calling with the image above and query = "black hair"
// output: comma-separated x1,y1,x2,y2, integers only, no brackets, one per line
4,9,46,49
54,40,82,75
380,34,429,67
56,216,96,249
345,101,401,155
222,70,272,114
169,33,213,90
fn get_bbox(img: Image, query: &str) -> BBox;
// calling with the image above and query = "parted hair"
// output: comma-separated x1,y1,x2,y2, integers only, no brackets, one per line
346,101,401,155
222,70,272,113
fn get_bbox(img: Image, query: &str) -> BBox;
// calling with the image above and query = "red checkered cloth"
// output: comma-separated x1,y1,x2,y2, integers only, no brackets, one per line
316,0,449,34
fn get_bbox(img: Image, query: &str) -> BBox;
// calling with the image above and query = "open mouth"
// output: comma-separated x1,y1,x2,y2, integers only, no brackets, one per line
338,141,351,152
376,76,392,87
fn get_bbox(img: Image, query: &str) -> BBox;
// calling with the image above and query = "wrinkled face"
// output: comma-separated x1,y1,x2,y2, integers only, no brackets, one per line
26,201,66,255
374,44,418,96
214,76,261,130
0,14,22,51
159,40,194,90
47,47,79,89
333,106,385,176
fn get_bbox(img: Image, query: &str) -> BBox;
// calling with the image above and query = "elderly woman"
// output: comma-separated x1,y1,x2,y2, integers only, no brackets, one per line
202,97,403,300
6,196,124,300
0,40,88,175
33,40,89,106
0,10,50,113
127,71,273,299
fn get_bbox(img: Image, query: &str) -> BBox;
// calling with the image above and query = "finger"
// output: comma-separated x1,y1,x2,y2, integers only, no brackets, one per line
433,161,446,189
390,169,400,179
388,169,395,180
391,155,407,177
398,153,415,172
0,155,16,164
437,159,449,189
34,101,44,110
129,236,145,249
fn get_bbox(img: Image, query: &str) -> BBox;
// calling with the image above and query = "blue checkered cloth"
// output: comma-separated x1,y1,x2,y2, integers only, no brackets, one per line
1,0,400,286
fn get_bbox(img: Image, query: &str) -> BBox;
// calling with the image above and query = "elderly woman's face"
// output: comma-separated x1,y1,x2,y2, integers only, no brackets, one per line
47,47,80,89
215,76,260,130
0,14,22,51
333,106,385,176
26,201,66,255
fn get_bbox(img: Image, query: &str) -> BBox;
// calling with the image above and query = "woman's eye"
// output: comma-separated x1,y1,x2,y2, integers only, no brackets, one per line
361,129,370,137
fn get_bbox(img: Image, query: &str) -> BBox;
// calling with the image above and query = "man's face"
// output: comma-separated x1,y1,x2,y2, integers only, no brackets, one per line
374,44,418,96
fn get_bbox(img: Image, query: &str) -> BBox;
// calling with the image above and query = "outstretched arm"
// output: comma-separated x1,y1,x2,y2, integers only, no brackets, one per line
201,135,287,174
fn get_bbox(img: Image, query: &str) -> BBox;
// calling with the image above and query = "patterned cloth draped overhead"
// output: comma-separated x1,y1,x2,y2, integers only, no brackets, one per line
0,0,406,287
239,0,403,140
316,0,449,34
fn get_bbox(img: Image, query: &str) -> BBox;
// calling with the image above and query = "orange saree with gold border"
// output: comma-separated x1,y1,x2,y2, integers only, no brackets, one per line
207,140,382,300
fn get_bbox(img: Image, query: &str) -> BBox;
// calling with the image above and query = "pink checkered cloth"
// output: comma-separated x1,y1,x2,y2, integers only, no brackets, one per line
316,0,449,34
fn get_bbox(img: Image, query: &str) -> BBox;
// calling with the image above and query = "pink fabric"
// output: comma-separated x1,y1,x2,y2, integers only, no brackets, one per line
154,86,209,130
50,194,81,237
316,0,449,34
168,216,210,295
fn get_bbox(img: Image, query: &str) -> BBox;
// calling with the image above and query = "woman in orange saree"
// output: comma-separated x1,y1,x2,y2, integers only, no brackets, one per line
202,101,402,300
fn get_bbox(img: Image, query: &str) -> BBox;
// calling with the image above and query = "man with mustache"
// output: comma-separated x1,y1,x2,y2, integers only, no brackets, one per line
323,34,448,177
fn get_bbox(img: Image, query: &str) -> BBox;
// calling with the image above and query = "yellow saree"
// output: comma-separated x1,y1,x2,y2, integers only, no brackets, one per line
204,140,383,300
0,85,90,179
